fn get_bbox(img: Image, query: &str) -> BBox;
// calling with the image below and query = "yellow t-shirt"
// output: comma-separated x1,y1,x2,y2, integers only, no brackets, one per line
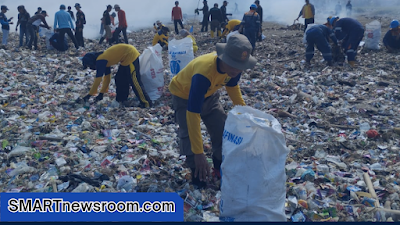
97,44,140,67
303,5,313,19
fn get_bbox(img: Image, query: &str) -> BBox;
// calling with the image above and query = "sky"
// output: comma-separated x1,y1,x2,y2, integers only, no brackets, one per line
0,0,381,39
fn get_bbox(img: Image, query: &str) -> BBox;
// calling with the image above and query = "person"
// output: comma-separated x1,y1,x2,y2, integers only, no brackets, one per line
113,4,128,44
35,7,42,15
67,6,75,21
180,29,198,53
234,2,238,13
99,5,112,45
27,11,50,50
220,19,241,39
383,20,400,53
54,4,79,51
198,0,209,32
168,34,256,187
239,4,261,54
329,16,364,67
80,44,152,108
0,5,13,49
16,5,30,48
153,20,165,32
172,1,184,35
305,24,338,66
209,3,223,38
335,2,342,15
74,3,86,48
295,0,315,32
346,1,352,17
49,32,68,51
152,26,169,48
100,12,116,36
255,0,263,41
220,1,232,23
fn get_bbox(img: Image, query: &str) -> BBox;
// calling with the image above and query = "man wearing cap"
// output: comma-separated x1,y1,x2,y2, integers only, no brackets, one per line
99,5,113,45
113,4,128,44
254,0,263,41
220,19,241,39
239,4,261,54
16,5,31,48
152,26,170,48
79,44,152,108
329,17,364,67
74,3,86,48
54,4,79,51
153,20,165,32
27,11,50,50
383,20,400,53
198,1,209,32
209,3,223,38
220,1,232,23
180,29,198,53
169,34,256,187
0,5,13,49
67,6,75,21
172,1,184,35
295,0,315,32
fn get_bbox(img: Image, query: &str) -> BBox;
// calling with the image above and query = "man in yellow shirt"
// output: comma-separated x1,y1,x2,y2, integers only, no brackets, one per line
152,26,169,48
79,44,152,108
220,19,241,39
295,0,315,32
169,34,256,188
179,29,198,53
153,20,165,32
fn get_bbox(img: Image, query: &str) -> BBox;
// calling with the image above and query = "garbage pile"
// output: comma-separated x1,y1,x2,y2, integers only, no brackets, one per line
1,14,400,222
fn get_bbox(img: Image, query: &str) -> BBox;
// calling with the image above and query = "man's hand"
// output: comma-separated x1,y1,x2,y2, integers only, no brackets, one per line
194,153,210,182
9,17,13,20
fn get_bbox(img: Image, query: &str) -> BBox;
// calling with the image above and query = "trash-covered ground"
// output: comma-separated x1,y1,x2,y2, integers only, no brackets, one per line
1,13,400,222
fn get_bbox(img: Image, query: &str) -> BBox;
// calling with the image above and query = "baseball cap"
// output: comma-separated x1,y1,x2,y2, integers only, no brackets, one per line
74,3,81,8
1,5,9,11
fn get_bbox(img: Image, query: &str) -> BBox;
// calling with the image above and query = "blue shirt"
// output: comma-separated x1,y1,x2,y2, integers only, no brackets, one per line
333,18,364,40
0,13,11,30
307,25,338,45
383,30,400,49
54,10,74,29
241,10,260,30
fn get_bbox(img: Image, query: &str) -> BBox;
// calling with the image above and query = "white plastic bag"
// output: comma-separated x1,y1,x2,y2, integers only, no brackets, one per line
365,20,381,50
139,44,164,101
168,38,194,78
220,106,289,222
302,23,318,44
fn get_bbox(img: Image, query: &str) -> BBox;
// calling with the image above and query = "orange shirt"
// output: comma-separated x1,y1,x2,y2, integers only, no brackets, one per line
118,10,127,28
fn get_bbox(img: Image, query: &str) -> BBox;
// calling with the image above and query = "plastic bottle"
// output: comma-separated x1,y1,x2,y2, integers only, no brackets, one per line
72,183,90,192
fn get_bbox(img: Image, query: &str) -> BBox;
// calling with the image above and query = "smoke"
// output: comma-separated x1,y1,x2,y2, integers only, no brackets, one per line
0,0,388,39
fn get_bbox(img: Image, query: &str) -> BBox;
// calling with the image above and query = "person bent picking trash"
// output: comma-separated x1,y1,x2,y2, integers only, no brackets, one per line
152,26,169,48
305,24,339,66
79,44,152,108
153,20,165,32
179,29,198,53
168,34,257,188
220,19,241,39
383,20,400,53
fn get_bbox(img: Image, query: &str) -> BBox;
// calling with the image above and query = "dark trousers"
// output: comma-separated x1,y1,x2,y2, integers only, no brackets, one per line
304,18,314,32
201,16,209,32
27,24,38,49
244,28,257,52
172,92,226,169
75,27,84,47
306,29,333,62
342,28,364,61
114,27,128,44
114,59,152,108
19,25,30,47
257,25,263,41
174,19,184,34
58,28,79,50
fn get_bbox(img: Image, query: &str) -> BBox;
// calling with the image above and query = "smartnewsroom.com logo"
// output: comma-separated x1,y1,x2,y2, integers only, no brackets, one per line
7,198,176,213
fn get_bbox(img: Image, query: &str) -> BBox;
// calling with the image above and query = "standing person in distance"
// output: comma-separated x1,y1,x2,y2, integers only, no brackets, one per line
16,5,31,49
198,0,209,32
0,5,13,50
172,1,184,34
74,3,86,48
54,4,80,51
35,7,42,15
113,4,128,44
239,4,261,55
220,1,232,23
99,5,112,45
209,3,223,38
254,0,263,41
67,6,75,21
346,1,352,17
295,0,315,32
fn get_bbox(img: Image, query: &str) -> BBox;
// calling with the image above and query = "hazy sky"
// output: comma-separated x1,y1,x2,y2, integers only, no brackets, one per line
0,0,378,39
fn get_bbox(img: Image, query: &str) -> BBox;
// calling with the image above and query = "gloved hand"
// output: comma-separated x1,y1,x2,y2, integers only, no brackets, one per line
95,93,104,102
83,94,91,102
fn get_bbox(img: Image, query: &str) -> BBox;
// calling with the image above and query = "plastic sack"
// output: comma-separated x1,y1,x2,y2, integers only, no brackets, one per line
168,38,194,78
45,31,55,50
365,20,381,50
220,106,289,222
139,44,164,101
302,23,318,44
